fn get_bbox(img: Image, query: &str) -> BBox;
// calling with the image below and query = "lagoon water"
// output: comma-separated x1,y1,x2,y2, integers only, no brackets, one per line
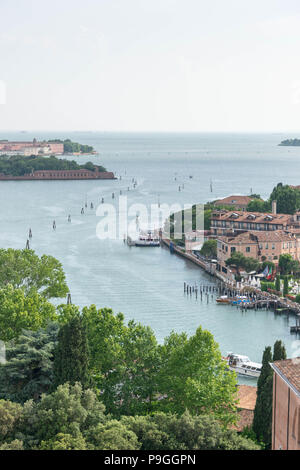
1,131,300,369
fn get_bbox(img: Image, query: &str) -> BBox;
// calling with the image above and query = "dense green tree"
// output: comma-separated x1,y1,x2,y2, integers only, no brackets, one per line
275,275,281,293
0,154,105,176
246,199,271,213
21,383,106,446
0,439,24,450
80,306,160,416
0,286,57,342
86,420,140,450
122,412,259,450
0,323,59,403
39,433,88,450
0,387,258,451
279,254,299,275
273,340,287,362
157,327,238,425
283,276,289,296
269,183,300,214
200,239,217,258
0,400,23,443
253,347,273,448
225,252,260,275
53,316,91,389
0,249,69,299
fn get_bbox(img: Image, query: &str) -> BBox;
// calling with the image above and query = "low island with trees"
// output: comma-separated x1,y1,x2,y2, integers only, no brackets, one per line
0,155,115,180
279,138,300,146
48,139,97,155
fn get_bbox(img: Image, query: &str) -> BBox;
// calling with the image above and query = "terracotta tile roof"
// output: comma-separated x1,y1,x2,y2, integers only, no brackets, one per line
233,410,255,432
238,385,257,411
271,358,300,396
255,231,296,243
211,210,291,225
217,232,256,244
217,230,295,245
215,195,252,206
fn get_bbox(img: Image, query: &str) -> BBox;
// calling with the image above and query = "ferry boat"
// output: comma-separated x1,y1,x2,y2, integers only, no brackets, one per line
226,353,262,378
135,230,160,247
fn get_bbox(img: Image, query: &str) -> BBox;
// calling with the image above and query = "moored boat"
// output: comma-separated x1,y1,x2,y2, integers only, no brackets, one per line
216,296,231,304
135,230,160,247
226,353,261,378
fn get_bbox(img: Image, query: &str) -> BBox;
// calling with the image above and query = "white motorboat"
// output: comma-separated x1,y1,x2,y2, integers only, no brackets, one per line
135,230,160,247
226,353,262,378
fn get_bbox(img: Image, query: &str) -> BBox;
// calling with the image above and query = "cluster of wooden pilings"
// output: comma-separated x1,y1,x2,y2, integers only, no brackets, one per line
184,281,221,302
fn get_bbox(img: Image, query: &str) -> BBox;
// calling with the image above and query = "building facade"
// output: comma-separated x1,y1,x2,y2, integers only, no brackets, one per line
0,169,115,180
0,140,64,155
211,210,291,237
271,359,300,450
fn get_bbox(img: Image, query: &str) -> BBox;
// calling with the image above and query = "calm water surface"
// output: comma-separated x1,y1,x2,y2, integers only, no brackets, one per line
0,131,300,371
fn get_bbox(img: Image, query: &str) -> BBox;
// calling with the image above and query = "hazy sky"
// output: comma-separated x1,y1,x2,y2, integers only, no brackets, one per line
1,0,300,132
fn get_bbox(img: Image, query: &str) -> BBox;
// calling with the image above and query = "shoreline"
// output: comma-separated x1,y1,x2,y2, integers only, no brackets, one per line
161,237,300,323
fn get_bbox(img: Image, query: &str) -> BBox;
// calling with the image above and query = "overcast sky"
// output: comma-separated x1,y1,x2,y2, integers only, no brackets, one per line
1,0,300,132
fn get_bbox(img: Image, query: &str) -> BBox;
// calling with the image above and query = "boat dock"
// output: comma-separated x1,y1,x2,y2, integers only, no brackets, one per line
162,237,300,334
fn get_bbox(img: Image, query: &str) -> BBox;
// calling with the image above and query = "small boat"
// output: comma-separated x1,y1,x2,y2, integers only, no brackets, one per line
135,230,160,247
216,296,231,304
226,353,261,378
231,296,251,305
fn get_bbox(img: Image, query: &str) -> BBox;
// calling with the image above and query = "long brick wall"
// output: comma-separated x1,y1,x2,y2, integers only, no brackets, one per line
0,170,116,180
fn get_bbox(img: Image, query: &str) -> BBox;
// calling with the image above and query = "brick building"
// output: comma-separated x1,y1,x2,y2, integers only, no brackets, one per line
0,140,64,155
217,230,300,273
214,195,253,211
271,358,300,450
211,210,291,237
0,169,115,180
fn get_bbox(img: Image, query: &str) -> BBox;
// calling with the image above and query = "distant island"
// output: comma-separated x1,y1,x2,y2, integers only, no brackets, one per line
279,138,300,146
0,155,115,180
48,139,97,155
0,138,97,156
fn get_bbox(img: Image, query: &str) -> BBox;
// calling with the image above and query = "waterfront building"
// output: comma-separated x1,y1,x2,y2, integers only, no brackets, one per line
0,140,64,155
0,168,115,180
271,358,300,450
214,195,253,211
216,230,300,276
211,209,291,237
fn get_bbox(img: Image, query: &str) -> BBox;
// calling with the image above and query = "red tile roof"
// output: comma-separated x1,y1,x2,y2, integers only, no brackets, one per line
215,195,252,206
238,385,257,411
217,230,295,245
212,210,291,225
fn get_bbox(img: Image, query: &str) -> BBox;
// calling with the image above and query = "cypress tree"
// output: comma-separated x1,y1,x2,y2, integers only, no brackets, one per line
273,340,287,362
253,346,273,448
53,315,91,389
275,275,281,293
253,341,287,448
283,276,289,296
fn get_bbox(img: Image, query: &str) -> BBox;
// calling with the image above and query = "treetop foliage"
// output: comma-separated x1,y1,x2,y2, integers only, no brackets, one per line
0,154,106,176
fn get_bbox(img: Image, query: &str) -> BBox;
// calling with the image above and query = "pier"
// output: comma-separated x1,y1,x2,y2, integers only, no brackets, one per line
162,236,300,332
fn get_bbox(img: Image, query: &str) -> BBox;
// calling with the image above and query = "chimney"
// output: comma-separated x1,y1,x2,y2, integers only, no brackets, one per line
272,200,277,215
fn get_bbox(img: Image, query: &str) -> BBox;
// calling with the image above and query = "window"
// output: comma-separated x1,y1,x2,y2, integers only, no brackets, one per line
265,243,268,249
231,247,236,253
246,247,250,253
